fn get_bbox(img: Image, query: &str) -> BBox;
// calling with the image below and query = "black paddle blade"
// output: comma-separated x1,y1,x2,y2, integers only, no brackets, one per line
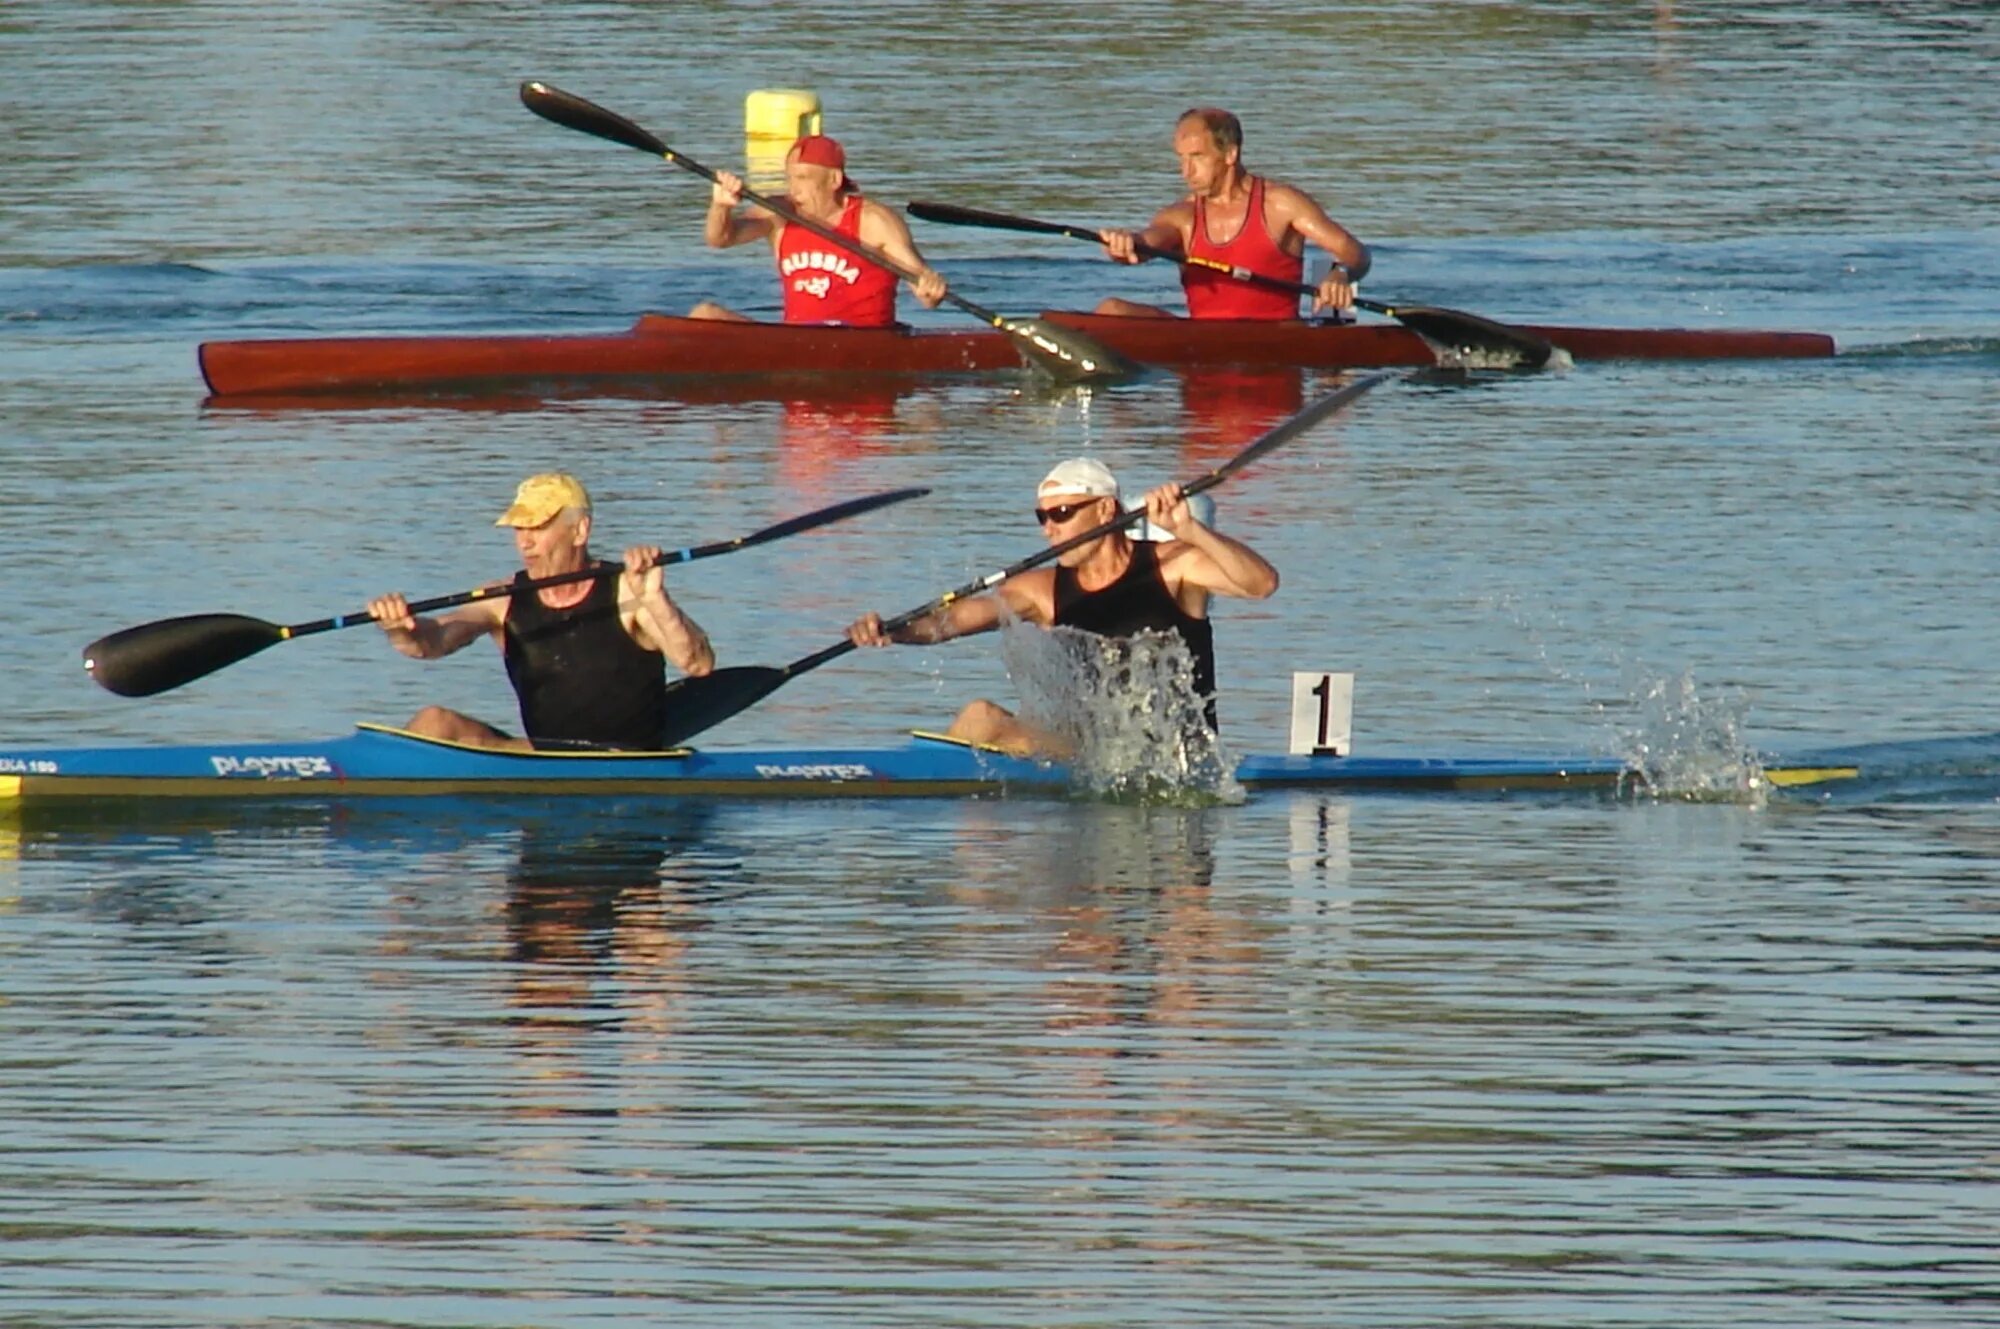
656,666,791,746
1000,316,1142,383
1385,305,1555,370
83,613,287,698
520,81,667,157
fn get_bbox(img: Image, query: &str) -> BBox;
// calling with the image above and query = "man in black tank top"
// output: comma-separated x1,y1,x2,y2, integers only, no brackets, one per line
847,457,1278,757
366,473,715,751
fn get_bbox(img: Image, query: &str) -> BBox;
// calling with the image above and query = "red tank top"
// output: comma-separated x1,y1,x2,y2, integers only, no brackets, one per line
1180,177,1305,320
777,195,900,327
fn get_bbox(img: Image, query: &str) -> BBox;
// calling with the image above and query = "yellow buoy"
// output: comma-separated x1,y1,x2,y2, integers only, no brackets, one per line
744,89,823,194
744,88,822,143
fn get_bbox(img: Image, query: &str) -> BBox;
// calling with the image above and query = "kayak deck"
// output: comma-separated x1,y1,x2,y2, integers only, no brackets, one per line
197,312,1838,398
0,724,1859,802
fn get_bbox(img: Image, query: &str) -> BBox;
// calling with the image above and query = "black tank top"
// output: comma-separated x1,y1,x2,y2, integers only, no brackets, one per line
1053,540,1218,721
502,564,668,749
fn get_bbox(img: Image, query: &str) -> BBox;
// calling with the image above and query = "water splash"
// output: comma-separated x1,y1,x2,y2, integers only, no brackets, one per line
1612,671,1775,803
998,623,1242,804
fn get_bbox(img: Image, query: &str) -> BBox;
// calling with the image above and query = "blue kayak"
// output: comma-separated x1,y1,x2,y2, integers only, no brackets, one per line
0,723,1859,802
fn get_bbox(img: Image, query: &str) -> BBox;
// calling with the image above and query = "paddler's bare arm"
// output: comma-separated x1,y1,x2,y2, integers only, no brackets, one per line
1142,483,1279,601
705,171,777,248
858,201,948,308
369,593,506,660
1099,201,1193,264
618,545,715,677
847,575,1051,647
1271,184,1371,279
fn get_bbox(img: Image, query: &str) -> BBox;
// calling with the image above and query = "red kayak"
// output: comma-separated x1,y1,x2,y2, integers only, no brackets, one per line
198,311,1837,398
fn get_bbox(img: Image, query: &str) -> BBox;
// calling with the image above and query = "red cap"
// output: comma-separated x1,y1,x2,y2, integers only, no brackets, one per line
790,135,845,170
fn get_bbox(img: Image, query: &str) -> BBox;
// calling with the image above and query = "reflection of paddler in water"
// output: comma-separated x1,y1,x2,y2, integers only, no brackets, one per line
774,383,959,491
1177,369,1307,463
941,804,1252,1135
504,808,718,1047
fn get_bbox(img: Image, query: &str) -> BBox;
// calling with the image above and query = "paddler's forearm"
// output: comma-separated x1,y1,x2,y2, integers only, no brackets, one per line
704,199,739,248
1319,230,1371,282
642,594,715,676
380,609,489,660
887,610,953,645
889,594,1003,645
380,622,437,660
1137,221,1184,257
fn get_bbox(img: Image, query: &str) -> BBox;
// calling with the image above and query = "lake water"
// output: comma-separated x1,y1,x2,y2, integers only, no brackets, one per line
3,3,1998,1325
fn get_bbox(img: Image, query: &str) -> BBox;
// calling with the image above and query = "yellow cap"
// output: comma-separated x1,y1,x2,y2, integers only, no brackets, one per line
496,472,591,528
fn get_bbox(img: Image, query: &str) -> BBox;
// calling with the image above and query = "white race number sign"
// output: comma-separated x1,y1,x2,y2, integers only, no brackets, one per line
1289,671,1353,756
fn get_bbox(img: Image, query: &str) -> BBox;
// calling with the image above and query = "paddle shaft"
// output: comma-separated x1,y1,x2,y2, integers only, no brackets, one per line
910,199,1385,309
286,487,930,642
83,487,929,699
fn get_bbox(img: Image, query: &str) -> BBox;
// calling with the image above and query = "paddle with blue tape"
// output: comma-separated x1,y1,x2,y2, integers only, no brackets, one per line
654,371,1395,745
519,81,1138,385
83,487,932,699
905,198,1557,370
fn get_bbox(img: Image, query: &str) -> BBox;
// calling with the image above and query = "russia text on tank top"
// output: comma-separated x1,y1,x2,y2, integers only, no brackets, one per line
777,195,900,327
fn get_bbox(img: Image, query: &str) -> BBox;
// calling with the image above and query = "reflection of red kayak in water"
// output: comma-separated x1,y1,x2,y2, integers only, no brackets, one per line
777,383,907,488
1178,369,1308,463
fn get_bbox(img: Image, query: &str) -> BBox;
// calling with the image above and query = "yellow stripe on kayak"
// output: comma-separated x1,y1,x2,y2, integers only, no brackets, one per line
0,775,19,802
909,729,1020,755
353,721,693,758
1765,765,1860,788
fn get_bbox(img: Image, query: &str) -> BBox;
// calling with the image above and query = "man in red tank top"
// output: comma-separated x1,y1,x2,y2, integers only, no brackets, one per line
1095,108,1371,320
692,135,947,327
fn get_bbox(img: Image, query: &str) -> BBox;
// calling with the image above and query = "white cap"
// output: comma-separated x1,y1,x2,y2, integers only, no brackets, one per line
1038,457,1119,500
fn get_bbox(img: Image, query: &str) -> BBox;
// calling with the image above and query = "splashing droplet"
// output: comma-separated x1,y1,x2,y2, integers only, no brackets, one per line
999,623,1241,804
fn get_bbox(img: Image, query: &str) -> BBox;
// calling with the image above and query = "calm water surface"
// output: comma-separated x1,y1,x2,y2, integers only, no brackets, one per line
2,3,1998,1325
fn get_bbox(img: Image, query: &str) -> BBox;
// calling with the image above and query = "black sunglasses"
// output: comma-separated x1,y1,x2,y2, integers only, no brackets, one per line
1034,500,1100,525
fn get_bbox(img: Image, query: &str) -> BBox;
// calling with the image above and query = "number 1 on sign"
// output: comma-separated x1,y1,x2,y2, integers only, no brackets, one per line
1289,671,1353,756
1312,675,1338,747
